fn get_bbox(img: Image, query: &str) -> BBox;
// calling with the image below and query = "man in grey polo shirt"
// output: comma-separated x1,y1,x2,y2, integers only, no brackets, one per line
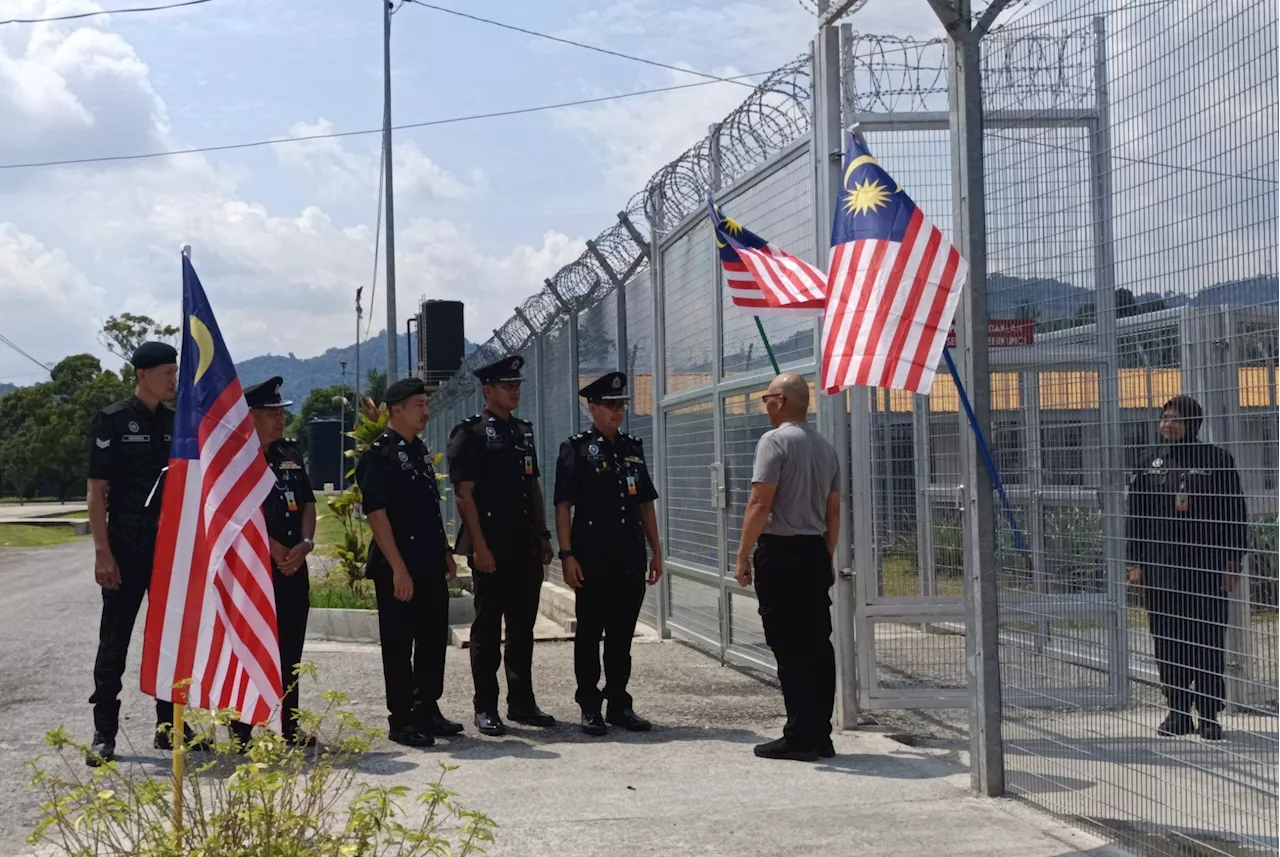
734,372,840,761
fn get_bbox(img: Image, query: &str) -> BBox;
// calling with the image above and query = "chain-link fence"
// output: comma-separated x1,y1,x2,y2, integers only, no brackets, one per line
422,3,1277,855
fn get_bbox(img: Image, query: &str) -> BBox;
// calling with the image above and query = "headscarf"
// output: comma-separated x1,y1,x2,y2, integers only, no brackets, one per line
1161,394,1203,441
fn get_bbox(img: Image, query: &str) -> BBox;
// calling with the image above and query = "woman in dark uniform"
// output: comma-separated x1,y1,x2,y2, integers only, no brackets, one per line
1127,395,1248,740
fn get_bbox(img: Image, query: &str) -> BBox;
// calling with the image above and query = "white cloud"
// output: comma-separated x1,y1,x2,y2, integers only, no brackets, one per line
273,119,481,203
0,8,576,380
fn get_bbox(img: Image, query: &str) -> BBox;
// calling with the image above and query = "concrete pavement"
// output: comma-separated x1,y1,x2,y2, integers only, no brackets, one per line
0,540,1126,857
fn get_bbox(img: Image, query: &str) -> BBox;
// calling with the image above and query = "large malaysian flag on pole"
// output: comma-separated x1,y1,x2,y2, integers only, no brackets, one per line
140,252,283,727
820,127,967,394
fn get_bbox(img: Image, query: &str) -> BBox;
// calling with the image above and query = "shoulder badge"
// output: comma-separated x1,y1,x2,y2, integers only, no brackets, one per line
1151,457,1163,469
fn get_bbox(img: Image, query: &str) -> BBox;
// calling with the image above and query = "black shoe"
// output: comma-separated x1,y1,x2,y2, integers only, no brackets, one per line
388,725,435,748
606,708,652,732
581,712,608,737
154,725,213,752
1199,720,1224,741
474,711,507,737
507,704,556,728
819,739,836,759
753,737,821,762
86,732,116,767
1157,713,1196,737
418,711,464,737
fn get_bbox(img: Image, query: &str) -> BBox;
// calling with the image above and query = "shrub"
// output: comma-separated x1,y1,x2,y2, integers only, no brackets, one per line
27,676,495,856
1249,513,1278,611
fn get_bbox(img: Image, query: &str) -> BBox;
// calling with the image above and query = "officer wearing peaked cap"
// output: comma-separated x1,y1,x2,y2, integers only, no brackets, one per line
357,377,463,748
230,377,317,748
86,341,209,766
554,371,662,736
447,354,556,736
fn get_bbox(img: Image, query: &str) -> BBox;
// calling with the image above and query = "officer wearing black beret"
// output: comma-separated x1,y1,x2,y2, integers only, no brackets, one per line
230,377,317,748
86,341,210,765
357,377,463,747
447,354,555,736
553,371,662,736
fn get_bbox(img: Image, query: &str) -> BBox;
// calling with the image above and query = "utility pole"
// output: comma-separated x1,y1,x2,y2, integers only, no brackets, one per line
355,286,363,410
382,0,399,382
339,358,349,487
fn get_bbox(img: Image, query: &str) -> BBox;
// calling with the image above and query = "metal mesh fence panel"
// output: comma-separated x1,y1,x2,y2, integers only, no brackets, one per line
542,323,574,586
662,222,715,395
978,3,1279,855
718,145,817,374
625,271,660,630
576,294,619,429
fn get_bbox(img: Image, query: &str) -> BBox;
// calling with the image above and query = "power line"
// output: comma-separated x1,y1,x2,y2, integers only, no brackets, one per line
0,333,52,376
0,0,212,26
0,71,770,171
403,0,760,90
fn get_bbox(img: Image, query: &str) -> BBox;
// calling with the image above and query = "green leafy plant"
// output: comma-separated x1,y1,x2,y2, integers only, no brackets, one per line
1248,513,1278,612
27,672,497,856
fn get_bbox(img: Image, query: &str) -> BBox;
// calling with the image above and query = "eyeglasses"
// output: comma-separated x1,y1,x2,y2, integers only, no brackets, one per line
760,393,785,403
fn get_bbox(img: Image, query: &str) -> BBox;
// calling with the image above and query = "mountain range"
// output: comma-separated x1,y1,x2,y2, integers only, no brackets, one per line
232,328,477,407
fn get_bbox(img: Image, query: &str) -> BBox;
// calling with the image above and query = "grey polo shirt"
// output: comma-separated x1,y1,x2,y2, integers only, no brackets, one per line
751,421,840,537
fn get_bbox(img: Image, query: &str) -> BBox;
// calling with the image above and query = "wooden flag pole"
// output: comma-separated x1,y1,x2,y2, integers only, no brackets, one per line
171,701,185,842
753,316,781,374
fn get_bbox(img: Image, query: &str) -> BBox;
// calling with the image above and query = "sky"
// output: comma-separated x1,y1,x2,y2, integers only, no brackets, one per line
0,0,947,385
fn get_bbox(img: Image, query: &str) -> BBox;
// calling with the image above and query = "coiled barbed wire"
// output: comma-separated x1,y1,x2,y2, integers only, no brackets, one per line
430,22,1097,409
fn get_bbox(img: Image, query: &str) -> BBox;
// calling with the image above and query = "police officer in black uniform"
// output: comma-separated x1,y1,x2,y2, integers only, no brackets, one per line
447,355,555,736
229,377,317,748
86,341,209,765
553,372,663,736
357,377,463,748
1127,395,1248,740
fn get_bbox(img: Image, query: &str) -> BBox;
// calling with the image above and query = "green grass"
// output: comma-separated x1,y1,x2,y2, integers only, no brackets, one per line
0,524,88,548
54,511,90,520
880,554,964,597
0,496,76,505
313,514,369,558
310,579,378,610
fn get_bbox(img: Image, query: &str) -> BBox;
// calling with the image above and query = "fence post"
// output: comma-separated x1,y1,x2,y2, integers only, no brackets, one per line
817,17,859,730
649,190,672,639
930,0,1010,798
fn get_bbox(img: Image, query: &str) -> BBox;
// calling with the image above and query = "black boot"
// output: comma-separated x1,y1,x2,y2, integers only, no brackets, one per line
1156,712,1196,737
417,709,464,737
1199,718,1224,741
507,704,555,728
581,712,608,737
605,708,652,732
474,711,507,737
86,732,117,767
154,723,213,752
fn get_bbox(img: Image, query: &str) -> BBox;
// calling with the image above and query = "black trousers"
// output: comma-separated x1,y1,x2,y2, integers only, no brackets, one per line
753,534,835,749
1145,581,1229,720
574,568,646,714
470,552,543,712
374,567,449,730
232,572,310,740
90,528,174,737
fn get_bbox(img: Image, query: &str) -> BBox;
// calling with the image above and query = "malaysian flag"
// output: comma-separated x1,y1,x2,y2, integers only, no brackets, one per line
821,129,967,394
140,255,283,726
707,192,826,314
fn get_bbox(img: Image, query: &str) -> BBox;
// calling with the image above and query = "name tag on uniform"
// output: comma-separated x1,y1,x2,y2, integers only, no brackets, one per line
626,456,642,464
626,475,637,495
123,434,150,443
279,460,300,470
285,489,298,512
525,455,534,475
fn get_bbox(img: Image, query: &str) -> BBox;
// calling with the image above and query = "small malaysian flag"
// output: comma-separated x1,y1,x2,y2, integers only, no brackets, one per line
707,192,826,314
821,128,967,394
140,255,282,727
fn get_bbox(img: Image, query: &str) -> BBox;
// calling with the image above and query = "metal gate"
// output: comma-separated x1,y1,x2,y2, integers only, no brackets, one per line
848,106,1130,710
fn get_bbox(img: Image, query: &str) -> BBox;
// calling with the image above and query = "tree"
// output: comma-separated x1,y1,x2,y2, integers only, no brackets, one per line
98,313,180,366
286,385,357,453
364,368,387,406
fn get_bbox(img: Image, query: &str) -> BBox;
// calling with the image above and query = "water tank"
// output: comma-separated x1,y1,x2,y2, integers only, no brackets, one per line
420,300,465,385
306,418,353,490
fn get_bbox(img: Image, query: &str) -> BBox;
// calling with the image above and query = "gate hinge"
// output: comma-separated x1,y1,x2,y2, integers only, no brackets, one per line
839,567,853,580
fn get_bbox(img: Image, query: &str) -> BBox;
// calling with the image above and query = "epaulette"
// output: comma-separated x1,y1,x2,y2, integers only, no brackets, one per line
278,437,299,447
620,431,638,443
101,399,130,415
515,416,533,426
571,431,589,442
462,414,481,425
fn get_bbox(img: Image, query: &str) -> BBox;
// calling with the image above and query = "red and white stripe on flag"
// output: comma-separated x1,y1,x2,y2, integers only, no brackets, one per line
724,252,825,315
141,383,283,727
820,207,967,394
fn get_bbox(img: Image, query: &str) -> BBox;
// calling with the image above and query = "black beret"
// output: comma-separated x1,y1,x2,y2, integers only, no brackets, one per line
474,354,525,384
579,371,629,402
132,341,178,370
244,376,292,409
385,377,427,405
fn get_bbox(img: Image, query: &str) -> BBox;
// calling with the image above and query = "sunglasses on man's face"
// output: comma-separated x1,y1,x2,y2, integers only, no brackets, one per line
760,393,786,404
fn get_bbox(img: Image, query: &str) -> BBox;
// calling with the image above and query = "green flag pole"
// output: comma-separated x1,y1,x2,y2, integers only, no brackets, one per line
753,316,781,374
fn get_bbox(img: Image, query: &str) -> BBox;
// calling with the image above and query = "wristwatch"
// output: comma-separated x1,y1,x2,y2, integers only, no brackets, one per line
302,537,315,547
558,549,573,561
